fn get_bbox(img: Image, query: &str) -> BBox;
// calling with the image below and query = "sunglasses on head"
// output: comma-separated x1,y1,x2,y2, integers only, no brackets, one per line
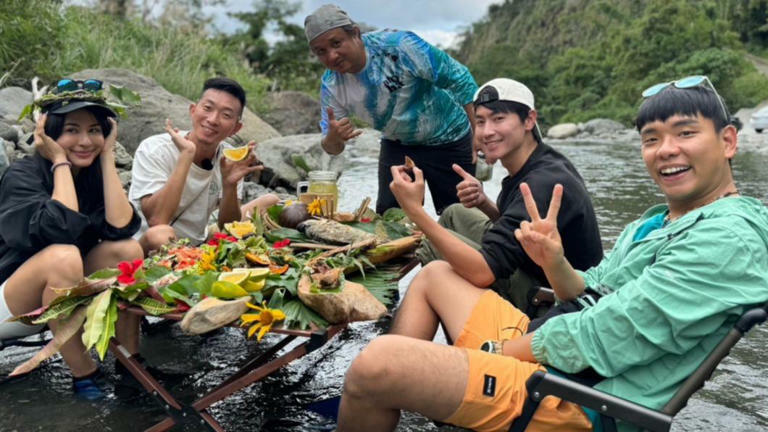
54,78,103,94
641,75,730,122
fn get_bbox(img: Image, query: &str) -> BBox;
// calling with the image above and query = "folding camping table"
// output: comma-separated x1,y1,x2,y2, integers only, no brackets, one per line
109,258,418,432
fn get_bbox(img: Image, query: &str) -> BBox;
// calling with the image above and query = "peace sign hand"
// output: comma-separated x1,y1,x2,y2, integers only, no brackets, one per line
514,183,564,269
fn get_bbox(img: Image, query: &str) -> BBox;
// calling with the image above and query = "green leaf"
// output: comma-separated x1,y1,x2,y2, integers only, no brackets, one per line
133,297,177,315
264,227,309,243
17,103,34,122
264,267,299,297
267,287,286,309
291,154,312,173
143,265,171,282
31,295,93,324
108,84,141,105
158,286,195,307
381,208,406,222
87,268,121,279
81,289,117,360
280,299,328,330
266,204,284,223
347,266,401,307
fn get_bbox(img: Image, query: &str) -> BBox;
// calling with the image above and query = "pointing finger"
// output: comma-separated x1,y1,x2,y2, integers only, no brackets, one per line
519,182,542,222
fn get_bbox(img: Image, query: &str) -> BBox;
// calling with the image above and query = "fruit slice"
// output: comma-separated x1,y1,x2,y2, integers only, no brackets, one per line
245,253,271,266
218,270,250,285
224,221,256,239
242,268,271,292
210,280,249,299
269,264,290,275
223,146,250,161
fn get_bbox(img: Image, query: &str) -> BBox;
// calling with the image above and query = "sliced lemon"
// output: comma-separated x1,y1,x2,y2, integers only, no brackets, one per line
218,270,250,285
242,268,270,292
210,280,249,299
223,146,250,161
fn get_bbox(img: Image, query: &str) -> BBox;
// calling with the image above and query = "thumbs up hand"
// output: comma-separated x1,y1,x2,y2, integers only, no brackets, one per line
453,163,486,208
326,107,362,144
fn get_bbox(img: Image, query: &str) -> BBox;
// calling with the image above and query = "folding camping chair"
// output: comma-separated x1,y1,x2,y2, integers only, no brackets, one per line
508,302,768,432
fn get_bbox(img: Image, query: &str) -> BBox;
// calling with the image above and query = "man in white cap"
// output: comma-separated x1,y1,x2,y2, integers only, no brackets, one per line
304,4,479,215
391,78,602,314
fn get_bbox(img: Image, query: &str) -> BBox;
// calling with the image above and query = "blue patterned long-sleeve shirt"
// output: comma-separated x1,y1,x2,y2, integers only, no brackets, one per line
319,30,477,146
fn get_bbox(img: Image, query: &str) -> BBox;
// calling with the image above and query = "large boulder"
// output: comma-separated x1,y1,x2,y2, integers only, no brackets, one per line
257,133,345,188
261,91,321,135
344,128,382,159
70,68,281,154
0,87,33,122
0,138,9,177
581,118,627,135
0,120,19,143
547,123,580,139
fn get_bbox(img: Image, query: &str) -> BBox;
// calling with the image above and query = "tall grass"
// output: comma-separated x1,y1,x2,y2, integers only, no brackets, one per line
0,0,270,112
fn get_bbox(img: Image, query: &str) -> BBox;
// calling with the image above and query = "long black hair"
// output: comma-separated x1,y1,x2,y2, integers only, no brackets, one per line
43,106,113,141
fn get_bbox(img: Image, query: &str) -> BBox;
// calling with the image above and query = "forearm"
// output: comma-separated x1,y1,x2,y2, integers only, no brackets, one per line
321,135,345,155
502,332,536,362
50,157,78,212
544,257,585,301
141,152,194,225
101,153,134,227
408,207,495,287
477,196,501,221
217,184,241,227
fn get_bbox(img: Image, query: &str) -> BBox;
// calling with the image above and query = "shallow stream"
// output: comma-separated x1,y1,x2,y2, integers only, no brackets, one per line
1,133,767,431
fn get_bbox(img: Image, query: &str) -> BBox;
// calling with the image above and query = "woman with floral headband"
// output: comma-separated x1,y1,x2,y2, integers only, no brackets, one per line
0,79,143,399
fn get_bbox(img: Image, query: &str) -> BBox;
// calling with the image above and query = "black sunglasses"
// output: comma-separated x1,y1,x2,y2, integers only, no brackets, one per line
54,79,103,94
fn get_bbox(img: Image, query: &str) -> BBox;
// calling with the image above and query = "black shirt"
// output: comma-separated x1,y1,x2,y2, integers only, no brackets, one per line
480,143,603,284
0,154,141,283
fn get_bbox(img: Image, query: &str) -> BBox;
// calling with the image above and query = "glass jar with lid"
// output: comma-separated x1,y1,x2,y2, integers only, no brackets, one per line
297,170,339,213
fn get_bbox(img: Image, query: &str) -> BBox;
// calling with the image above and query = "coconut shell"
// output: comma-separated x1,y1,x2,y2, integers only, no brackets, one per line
279,203,311,228
297,275,387,324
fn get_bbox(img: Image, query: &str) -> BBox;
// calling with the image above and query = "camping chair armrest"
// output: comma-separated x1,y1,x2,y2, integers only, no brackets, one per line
530,287,555,308
512,371,672,432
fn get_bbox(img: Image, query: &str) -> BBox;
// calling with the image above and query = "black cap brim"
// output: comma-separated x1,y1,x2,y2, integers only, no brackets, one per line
45,100,117,118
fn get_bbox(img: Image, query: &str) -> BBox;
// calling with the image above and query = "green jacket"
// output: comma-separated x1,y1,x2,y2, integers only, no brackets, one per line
530,197,768,424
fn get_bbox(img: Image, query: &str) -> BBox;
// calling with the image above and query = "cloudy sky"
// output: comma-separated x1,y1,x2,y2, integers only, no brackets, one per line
205,0,502,48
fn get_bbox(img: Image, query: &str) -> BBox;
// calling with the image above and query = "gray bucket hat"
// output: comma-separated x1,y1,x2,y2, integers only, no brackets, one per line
304,4,354,42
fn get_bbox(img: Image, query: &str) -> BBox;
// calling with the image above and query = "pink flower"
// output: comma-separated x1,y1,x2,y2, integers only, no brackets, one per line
273,239,291,249
117,259,144,285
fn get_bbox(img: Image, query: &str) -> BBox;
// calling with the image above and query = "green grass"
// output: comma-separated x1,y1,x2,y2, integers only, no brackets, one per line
0,1,270,112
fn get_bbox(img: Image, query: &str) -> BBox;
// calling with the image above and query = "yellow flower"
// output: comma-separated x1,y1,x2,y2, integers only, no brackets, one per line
240,302,286,341
307,198,326,216
198,249,217,274
284,199,294,207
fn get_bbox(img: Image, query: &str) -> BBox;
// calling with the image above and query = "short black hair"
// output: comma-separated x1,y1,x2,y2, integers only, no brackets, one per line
474,99,542,144
44,106,113,141
202,77,246,115
635,85,731,132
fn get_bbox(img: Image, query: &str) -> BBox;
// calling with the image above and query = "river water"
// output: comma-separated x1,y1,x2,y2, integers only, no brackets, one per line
1,132,767,431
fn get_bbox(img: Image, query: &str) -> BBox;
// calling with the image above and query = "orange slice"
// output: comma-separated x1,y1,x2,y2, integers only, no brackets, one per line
223,146,250,161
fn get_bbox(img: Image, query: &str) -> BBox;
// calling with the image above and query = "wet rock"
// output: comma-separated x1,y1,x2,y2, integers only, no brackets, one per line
345,128,381,159
547,123,580,139
113,140,133,168
3,138,15,165
0,87,32,122
582,118,626,135
258,133,345,188
118,170,132,189
0,120,18,143
70,68,280,154
261,91,321,135
0,138,9,177
297,275,387,324
17,132,35,156
180,296,251,335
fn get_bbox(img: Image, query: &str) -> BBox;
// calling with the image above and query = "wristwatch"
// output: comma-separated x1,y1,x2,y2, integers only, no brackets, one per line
480,339,504,355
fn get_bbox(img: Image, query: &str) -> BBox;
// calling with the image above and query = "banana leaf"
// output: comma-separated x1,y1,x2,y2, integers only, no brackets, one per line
347,265,401,307
264,227,311,243
81,289,118,360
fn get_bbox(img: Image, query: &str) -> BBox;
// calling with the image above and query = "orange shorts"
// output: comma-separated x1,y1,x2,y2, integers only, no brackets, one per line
444,290,592,432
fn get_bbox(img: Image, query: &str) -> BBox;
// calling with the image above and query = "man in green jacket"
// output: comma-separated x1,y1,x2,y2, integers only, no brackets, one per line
335,76,768,432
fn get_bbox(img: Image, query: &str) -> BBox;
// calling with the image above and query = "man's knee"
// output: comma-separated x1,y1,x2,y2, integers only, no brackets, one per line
437,203,466,229
42,244,83,269
141,225,175,253
344,336,402,398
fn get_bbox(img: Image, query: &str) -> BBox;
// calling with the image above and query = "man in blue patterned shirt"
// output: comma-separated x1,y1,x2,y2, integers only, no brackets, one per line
305,4,479,214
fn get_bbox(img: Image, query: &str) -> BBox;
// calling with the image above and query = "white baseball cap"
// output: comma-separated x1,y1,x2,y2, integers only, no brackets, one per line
474,78,542,142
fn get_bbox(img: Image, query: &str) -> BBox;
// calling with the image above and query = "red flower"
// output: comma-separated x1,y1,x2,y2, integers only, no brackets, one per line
207,232,237,245
117,259,144,285
273,239,291,249
360,218,372,223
